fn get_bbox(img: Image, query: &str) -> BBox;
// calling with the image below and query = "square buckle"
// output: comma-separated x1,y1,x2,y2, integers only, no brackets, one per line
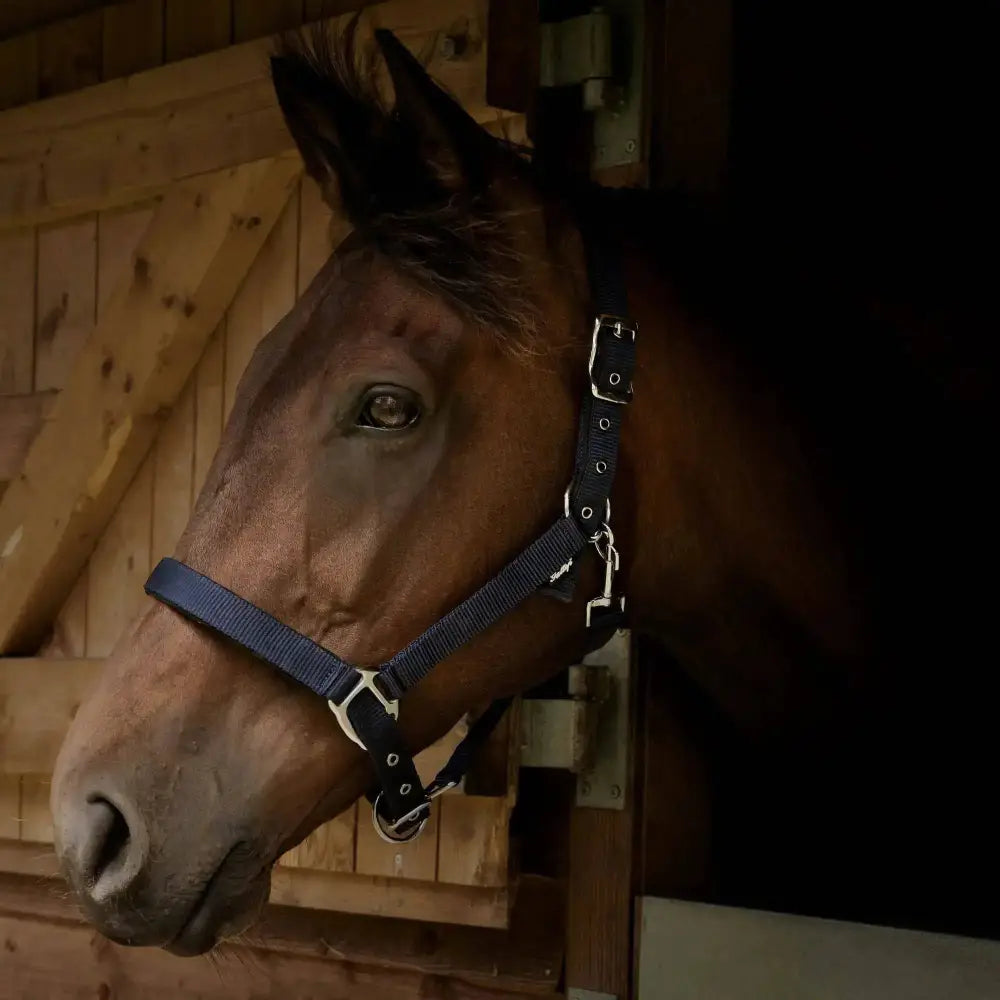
589,314,637,405
328,669,399,750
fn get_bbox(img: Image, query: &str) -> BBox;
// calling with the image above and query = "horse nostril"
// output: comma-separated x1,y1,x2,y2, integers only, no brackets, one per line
90,797,131,884
69,794,148,904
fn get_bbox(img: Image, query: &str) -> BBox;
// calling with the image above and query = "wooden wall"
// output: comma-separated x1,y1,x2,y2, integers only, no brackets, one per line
0,0,516,928
0,0,370,111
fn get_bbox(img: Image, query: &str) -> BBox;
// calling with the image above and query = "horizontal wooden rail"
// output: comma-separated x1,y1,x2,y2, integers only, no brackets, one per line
0,0,497,231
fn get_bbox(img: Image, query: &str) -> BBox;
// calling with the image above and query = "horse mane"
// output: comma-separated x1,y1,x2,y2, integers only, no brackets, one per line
273,21,545,352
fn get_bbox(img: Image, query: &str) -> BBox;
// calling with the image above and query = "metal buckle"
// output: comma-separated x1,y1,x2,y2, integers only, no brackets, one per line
327,669,398,750
589,314,637,405
372,794,431,844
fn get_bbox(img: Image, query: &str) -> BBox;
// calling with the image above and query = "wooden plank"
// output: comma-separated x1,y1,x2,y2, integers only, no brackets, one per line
102,0,164,80
0,778,19,839
0,870,563,995
0,911,543,1000
565,646,639,999
86,457,153,656
355,800,441,882
0,659,100,774
165,0,232,60
41,566,87,656
0,2,127,42
97,204,156,315
192,322,224,496
152,380,194,559
233,0,304,43
37,10,103,98
18,776,53,843
0,837,510,929
0,0,497,231
0,839,59,876
280,804,356,872
224,186,298,417
438,796,510,887
0,230,35,393
34,216,97,391
0,393,54,483
271,864,508,928
0,33,39,110
0,156,303,655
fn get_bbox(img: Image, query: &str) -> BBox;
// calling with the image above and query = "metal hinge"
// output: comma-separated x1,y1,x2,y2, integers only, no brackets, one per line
519,630,631,810
538,2,645,172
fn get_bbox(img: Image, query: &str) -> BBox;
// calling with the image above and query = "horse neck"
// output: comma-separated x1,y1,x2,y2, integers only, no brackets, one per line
616,240,867,731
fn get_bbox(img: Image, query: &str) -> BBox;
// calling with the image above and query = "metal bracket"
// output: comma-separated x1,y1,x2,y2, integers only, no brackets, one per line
520,665,608,772
576,629,631,810
518,631,631,810
539,1,645,173
568,990,617,1000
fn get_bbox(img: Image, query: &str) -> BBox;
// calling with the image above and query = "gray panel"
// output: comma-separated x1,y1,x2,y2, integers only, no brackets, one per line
637,897,1000,1000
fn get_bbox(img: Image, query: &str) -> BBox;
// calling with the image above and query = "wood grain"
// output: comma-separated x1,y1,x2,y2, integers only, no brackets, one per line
0,156,302,655
34,216,97,391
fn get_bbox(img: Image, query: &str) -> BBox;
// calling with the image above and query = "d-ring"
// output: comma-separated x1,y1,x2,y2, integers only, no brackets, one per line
372,794,430,844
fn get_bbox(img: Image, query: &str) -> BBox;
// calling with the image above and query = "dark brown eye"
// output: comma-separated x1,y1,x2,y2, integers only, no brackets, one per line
357,389,421,430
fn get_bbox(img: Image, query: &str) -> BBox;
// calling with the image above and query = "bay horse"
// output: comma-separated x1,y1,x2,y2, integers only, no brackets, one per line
50,23,997,955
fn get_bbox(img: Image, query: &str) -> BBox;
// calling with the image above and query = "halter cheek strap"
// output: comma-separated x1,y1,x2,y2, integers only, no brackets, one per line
144,217,636,843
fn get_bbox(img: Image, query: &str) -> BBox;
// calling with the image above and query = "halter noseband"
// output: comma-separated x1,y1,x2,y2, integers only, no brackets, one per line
144,217,636,843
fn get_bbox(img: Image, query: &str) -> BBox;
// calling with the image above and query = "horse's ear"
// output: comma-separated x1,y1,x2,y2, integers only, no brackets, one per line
374,29,492,192
270,28,390,213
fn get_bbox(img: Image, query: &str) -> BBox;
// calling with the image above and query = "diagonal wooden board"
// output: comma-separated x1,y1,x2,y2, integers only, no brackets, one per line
0,155,302,654
0,0,498,231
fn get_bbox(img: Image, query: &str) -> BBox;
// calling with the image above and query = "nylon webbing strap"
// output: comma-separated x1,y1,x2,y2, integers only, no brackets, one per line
145,558,358,700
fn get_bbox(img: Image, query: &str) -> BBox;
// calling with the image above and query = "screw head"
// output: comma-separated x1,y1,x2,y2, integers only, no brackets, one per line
610,784,622,799
625,139,637,154
581,780,592,795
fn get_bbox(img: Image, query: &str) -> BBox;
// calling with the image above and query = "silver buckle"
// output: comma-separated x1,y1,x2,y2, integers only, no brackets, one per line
589,314,637,405
372,794,430,844
327,669,398,750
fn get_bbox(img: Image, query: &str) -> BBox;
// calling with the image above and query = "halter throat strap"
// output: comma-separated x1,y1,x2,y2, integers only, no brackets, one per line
144,216,636,843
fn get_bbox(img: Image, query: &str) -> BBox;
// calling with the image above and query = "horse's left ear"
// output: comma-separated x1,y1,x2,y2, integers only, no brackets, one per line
374,29,493,192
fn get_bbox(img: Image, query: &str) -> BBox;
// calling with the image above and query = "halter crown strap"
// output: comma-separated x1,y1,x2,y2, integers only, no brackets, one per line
143,212,635,842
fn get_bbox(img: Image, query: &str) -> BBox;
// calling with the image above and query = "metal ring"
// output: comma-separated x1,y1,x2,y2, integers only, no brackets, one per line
372,794,429,844
387,753,399,767
581,506,594,519
599,417,610,430
595,461,607,474
609,372,621,386
400,783,412,796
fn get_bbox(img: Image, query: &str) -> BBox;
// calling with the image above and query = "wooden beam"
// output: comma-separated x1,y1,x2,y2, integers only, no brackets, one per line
0,870,563,996
0,156,302,654
0,0,498,230
0,658,99,773
0,837,512,931
0,393,56,485
0,1,128,42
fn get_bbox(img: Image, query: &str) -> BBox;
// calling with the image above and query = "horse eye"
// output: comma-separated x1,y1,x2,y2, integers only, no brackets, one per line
357,389,421,431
